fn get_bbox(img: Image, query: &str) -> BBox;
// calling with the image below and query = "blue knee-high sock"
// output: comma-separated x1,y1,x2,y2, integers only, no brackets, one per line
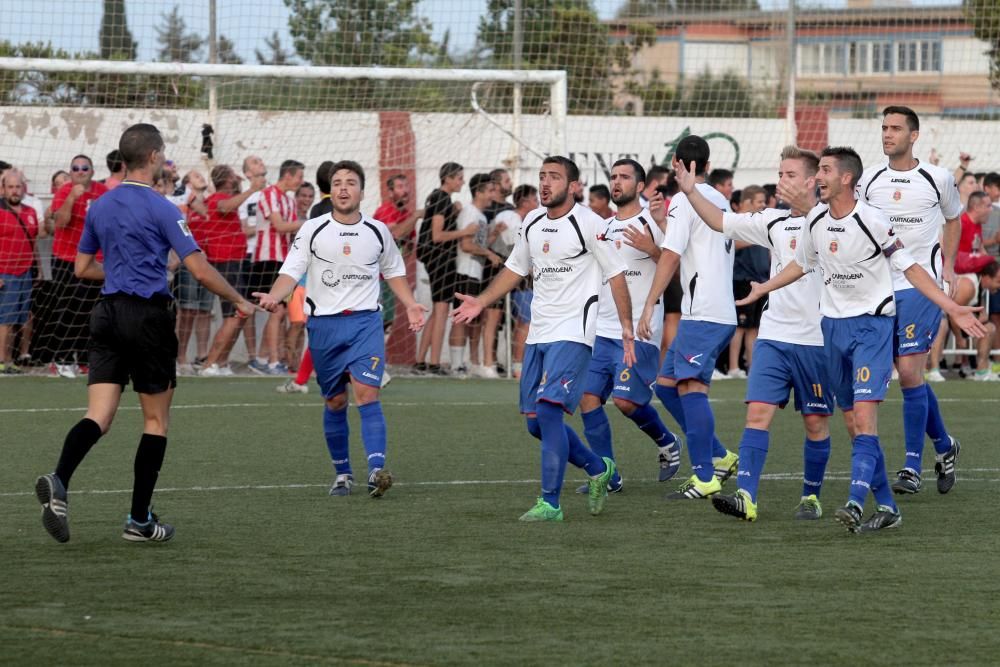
565,423,606,477
323,406,351,475
680,392,715,483
870,443,898,511
711,436,728,460
654,384,686,431
849,435,880,507
536,402,570,508
924,384,952,455
582,407,614,461
901,385,929,475
736,427,769,502
357,402,387,475
627,402,676,448
802,437,832,498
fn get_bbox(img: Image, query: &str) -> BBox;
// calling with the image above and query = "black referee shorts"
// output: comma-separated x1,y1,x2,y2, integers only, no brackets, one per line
88,294,178,394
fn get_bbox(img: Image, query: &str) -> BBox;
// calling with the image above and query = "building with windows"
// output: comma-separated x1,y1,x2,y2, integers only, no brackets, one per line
608,3,997,117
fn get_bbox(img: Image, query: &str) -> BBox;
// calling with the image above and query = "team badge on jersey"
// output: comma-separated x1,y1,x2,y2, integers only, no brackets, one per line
790,237,797,250
343,242,351,256
615,239,621,250
893,190,902,202
542,240,550,254
829,240,839,253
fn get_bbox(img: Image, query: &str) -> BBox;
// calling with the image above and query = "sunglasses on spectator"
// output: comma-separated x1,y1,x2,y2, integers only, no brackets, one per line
71,165,91,172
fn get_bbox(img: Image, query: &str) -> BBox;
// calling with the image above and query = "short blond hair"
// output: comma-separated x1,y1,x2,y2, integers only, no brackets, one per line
780,145,820,176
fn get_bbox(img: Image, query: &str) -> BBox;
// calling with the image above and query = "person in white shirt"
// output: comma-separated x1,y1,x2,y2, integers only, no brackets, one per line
738,146,985,533
676,146,834,522
638,135,740,501
449,173,503,377
856,106,964,496
453,156,633,522
255,160,425,499
576,159,682,496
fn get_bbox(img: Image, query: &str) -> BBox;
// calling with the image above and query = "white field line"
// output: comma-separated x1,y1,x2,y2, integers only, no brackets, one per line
4,471,1000,498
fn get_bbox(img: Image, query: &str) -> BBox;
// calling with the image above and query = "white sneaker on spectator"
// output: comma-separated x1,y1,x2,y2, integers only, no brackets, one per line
475,365,500,379
891,367,899,381
711,369,728,381
380,370,392,388
176,363,195,376
200,364,224,377
276,378,309,393
924,369,946,383
218,365,234,377
972,370,1000,382
727,369,747,379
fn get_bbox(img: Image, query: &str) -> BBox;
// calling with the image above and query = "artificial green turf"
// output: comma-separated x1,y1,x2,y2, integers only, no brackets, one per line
2,376,999,665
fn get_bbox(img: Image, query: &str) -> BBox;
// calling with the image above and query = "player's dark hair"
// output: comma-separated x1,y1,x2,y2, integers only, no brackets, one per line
541,155,580,183
658,172,679,197
763,183,777,200
316,160,334,194
297,181,315,193
489,168,508,183
279,159,305,179
0,160,10,172
983,172,1000,190
674,135,710,176
589,184,610,202
439,161,463,183
330,160,365,189
820,146,864,188
513,184,537,207
50,169,68,186
209,164,237,190
646,165,670,185
968,191,990,208
882,105,920,132
106,149,123,173
71,154,94,166
386,173,406,190
708,168,734,187
118,124,162,170
978,260,1000,279
470,173,492,194
612,158,646,187
730,189,742,209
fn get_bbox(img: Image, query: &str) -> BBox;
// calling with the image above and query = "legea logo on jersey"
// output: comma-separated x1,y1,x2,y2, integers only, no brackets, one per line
343,242,351,256
829,241,839,253
542,240,550,254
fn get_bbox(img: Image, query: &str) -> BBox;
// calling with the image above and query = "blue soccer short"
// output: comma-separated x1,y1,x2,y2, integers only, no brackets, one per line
520,341,592,415
894,288,942,357
583,336,659,407
821,314,894,411
307,310,386,398
746,339,833,415
659,319,736,385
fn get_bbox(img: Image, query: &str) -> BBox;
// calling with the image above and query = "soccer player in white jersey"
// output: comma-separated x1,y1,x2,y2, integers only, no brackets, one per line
674,146,834,522
738,147,985,532
638,135,740,501
856,106,964,496
575,159,682,496
255,161,426,498
453,156,634,522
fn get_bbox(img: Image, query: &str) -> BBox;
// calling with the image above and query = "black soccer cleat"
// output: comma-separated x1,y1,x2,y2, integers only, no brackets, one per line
122,512,175,542
35,473,70,543
891,468,922,495
935,438,960,494
834,502,863,534
329,474,354,497
858,505,902,533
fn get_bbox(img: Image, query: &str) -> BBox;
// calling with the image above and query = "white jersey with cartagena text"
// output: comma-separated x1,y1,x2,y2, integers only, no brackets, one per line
505,203,628,347
856,160,961,291
723,209,823,346
279,213,405,316
454,202,488,280
596,208,665,347
795,201,917,319
662,183,736,324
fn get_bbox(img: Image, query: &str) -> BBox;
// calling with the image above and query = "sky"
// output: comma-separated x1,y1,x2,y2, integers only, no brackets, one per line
1,0,964,65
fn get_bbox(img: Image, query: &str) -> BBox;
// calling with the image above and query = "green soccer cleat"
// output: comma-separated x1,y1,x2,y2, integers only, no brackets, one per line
519,498,564,522
713,451,739,485
587,457,616,515
793,494,823,520
666,474,722,500
711,488,758,521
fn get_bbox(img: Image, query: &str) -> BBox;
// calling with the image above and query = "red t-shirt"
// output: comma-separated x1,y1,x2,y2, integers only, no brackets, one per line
203,192,247,262
959,211,982,254
186,202,211,252
0,205,39,275
51,181,108,262
373,201,412,238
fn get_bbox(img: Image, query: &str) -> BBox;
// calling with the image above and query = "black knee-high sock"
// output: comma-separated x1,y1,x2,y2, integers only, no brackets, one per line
131,434,167,521
54,418,103,487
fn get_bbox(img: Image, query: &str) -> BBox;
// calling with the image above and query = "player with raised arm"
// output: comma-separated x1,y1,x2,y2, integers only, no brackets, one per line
856,106,964,496
453,156,633,522
738,147,985,533
673,146,835,522
637,135,739,501
575,159,681,495
255,161,426,498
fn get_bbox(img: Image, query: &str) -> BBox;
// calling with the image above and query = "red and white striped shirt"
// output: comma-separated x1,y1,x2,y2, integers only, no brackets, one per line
254,185,298,262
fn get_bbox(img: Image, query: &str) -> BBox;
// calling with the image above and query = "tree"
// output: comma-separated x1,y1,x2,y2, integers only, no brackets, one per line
965,0,1000,90
217,35,243,64
476,0,654,113
671,70,759,117
99,0,137,60
624,68,674,115
255,31,294,66
617,0,759,17
155,5,204,63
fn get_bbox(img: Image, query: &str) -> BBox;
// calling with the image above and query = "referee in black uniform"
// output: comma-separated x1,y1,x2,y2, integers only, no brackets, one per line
34,123,256,543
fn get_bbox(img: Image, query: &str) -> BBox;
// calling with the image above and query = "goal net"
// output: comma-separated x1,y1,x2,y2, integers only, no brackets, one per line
2,0,999,378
